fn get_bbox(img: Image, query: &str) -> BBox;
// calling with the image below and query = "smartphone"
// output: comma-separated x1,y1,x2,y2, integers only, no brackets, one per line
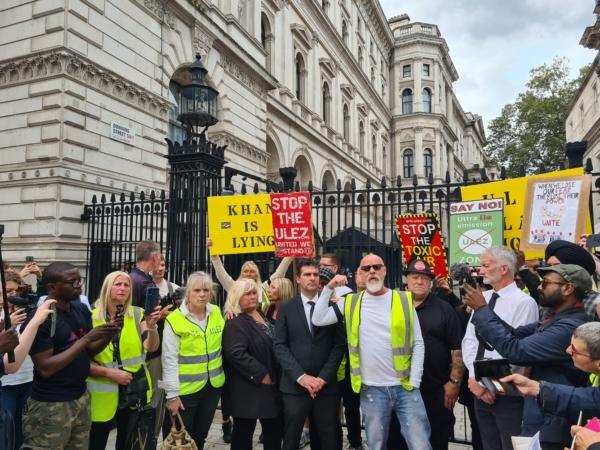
144,287,160,316
25,256,34,263
586,233,600,249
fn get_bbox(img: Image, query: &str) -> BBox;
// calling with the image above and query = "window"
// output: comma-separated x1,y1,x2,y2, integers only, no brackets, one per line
295,53,305,101
343,104,350,141
322,82,331,124
358,47,363,69
403,149,414,178
342,20,348,46
371,67,375,85
357,17,362,33
321,0,329,12
370,41,374,55
261,13,272,73
359,121,365,154
381,81,385,97
168,81,187,143
402,89,413,114
403,64,411,78
424,148,433,177
422,88,431,113
422,64,430,76
594,84,598,113
372,134,377,165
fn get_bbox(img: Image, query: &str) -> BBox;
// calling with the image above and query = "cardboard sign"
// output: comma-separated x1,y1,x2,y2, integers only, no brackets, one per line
207,193,275,255
520,174,592,253
207,192,315,256
271,192,315,257
460,167,589,259
395,213,448,278
449,198,504,267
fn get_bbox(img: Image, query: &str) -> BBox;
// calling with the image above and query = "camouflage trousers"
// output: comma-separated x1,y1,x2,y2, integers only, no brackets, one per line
21,391,91,450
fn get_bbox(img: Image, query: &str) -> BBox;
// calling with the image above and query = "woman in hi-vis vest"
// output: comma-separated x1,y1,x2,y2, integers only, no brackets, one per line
87,271,161,450
162,271,225,449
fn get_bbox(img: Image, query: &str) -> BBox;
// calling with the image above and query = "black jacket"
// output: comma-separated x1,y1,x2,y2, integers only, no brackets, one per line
273,296,345,395
222,314,281,419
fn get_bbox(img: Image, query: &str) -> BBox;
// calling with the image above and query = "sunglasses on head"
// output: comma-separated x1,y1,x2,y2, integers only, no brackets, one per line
360,264,384,272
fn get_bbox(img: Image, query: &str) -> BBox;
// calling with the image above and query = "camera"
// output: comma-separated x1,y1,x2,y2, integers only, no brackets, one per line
160,286,186,309
8,284,38,314
449,263,482,288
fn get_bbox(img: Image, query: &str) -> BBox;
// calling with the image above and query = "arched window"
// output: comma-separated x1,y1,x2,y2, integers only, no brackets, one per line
342,20,348,46
322,82,331,125
424,148,433,177
168,81,186,143
403,149,414,178
295,53,305,101
371,133,377,165
422,88,431,113
359,121,365,154
343,104,350,141
402,89,413,114
358,47,363,69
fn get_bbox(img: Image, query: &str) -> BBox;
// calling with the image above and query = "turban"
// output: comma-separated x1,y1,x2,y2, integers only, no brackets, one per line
545,240,596,275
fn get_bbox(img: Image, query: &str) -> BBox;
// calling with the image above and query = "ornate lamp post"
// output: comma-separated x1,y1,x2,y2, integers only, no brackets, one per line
177,53,219,137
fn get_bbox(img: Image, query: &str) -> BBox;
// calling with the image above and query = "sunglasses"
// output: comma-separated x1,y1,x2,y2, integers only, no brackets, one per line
360,264,384,272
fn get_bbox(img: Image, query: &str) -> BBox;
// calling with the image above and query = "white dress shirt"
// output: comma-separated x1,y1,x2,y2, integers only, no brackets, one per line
312,286,425,388
462,281,539,375
160,301,213,399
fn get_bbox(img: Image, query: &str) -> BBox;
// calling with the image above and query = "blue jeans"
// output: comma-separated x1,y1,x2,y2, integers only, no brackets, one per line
1,382,32,450
360,384,431,450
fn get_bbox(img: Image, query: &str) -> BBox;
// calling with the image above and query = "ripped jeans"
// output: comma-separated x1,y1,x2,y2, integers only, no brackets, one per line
360,384,432,450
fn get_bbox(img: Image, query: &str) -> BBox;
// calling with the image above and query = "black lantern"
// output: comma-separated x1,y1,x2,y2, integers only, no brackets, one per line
177,53,219,135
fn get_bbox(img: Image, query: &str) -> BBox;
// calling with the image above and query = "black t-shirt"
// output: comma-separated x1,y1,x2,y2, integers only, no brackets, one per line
27,302,92,402
415,293,463,391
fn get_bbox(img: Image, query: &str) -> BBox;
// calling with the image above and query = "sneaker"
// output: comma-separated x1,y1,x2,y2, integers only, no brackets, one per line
222,419,232,444
299,429,310,448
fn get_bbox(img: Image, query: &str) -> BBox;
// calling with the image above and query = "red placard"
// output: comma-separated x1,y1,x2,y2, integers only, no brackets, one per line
271,192,315,258
395,213,448,278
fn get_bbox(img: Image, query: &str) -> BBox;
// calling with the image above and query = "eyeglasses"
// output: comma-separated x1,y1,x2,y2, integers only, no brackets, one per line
540,280,567,289
60,277,85,288
360,264,384,272
567,343,591,358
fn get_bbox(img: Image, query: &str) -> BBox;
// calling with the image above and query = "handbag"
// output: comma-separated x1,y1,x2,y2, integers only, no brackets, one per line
162,413,198,450
118,366,149,409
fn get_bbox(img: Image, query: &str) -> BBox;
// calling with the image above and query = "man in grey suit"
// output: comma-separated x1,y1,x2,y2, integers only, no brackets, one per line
273,259,345,450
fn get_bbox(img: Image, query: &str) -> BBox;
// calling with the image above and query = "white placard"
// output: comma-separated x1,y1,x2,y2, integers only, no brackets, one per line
110,122,135,145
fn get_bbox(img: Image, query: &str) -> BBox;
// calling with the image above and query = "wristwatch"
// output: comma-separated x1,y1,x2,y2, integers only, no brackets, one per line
450,378,461,385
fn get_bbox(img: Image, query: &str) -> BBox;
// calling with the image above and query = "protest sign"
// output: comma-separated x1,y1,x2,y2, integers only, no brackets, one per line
207,193,275,255
271,192,315,257
449,198,504,267
460,167,589,259
207,192,315,256
520,174,592,254
395,213,448,278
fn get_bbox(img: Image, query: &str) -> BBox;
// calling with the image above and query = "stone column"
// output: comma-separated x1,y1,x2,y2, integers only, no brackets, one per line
413,59,422,112
414,126,424,177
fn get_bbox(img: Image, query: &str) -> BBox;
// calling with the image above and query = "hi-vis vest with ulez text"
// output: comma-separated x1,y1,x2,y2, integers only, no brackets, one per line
87,305,151,422
344,289,414,393
165,305,225,396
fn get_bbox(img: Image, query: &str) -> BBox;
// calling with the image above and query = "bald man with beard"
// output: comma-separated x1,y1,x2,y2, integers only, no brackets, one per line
312,253,431,450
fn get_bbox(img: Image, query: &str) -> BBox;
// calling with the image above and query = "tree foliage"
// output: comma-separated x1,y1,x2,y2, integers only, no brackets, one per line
486,57,590,177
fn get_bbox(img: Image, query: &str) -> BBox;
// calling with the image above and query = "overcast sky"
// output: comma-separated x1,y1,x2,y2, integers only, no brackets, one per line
380,0,597,130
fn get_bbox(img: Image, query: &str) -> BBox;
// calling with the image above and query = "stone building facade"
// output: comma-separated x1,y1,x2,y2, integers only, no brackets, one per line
0,0,489,267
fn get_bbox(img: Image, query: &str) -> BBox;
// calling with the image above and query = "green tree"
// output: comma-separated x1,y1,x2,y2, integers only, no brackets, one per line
486,57,590,177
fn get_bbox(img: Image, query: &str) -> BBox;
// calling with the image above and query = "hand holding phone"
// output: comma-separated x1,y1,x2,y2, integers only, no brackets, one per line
144,287,160,316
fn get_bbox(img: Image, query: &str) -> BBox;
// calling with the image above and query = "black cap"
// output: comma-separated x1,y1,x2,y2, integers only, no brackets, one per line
405,258,434,278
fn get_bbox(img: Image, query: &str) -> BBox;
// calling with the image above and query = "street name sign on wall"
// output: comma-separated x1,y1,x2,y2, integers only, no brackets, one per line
207,192,314,256
395,213,448,278
449,198,504,267
110,121,135,145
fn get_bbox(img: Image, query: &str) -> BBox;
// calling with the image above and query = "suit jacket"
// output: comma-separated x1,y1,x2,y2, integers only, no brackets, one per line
222,314,281,419
273,295,345,395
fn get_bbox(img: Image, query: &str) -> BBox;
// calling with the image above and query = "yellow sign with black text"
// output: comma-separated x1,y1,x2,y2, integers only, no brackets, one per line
207,194,275,255
460,167,589,259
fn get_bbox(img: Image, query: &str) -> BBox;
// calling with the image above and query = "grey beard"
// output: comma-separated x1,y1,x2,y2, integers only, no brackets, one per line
366,278,384,294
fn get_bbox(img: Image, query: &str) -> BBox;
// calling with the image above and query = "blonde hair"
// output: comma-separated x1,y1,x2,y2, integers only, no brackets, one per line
270,278,294,302
225,278,259,314
239,261,262,284
94,271,133,322
184,271,215,305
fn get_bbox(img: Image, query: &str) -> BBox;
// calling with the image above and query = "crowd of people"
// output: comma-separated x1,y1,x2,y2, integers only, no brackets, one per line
1,237,600,450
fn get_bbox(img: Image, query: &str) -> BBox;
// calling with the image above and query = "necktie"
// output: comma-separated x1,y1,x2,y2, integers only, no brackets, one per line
307,301,315,335
475,292,499,360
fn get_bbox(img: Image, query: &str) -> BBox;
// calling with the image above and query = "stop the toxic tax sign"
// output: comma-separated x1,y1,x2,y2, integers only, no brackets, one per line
449,198,504,267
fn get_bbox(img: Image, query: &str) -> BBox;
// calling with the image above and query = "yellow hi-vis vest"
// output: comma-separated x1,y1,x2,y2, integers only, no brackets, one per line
344,289,414,393
87,305,151,422
259,286,270,314
165,304,225,396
